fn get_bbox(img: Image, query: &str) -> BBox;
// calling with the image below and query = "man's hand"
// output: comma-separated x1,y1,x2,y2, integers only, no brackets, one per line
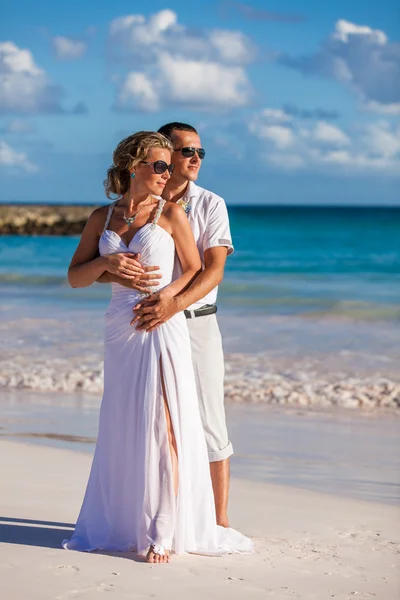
130,290,180,332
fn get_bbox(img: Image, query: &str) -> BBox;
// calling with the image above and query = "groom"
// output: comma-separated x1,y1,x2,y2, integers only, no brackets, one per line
133,122,234,528
101,123,234,528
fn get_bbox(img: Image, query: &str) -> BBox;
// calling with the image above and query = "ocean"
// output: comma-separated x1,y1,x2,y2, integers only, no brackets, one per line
1,206,400,398
2,206,400,314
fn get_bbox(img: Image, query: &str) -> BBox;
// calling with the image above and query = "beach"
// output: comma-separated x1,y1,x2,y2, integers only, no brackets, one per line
1,439,399,600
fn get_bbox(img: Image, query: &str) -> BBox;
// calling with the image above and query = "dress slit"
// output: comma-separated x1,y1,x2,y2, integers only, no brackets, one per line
160,356,179,498
143,350,181,551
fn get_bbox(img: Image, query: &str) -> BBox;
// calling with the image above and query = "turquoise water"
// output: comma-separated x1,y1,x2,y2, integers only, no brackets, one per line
1,206,399,321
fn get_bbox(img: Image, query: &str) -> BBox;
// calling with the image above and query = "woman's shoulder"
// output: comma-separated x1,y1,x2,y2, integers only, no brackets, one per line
162,200,186,219
85,203,114,234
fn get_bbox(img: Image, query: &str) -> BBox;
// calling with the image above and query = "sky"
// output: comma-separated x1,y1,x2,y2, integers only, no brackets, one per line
0,0,399,205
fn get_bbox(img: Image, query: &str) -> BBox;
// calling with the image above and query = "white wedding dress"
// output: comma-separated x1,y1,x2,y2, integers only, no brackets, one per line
63,199,253,556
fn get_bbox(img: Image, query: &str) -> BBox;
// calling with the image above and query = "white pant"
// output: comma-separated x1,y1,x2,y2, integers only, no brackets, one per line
186,314,233,462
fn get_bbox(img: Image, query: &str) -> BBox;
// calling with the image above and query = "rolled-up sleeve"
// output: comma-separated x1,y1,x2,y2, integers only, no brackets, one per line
203,197,234,255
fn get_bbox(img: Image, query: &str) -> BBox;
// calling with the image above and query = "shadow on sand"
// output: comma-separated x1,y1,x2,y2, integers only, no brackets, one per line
0,516,146,562
0,516,74,549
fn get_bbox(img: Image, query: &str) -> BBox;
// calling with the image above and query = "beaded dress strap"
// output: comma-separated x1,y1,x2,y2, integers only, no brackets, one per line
103,201,117,233
151,198,166,227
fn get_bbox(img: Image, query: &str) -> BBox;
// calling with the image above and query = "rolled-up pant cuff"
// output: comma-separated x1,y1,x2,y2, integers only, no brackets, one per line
207,441,234,463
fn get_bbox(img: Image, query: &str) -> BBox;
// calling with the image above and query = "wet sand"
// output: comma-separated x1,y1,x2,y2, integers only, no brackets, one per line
1,390,399,506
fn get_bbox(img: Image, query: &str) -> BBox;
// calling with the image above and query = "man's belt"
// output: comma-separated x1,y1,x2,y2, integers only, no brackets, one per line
184,304,217,319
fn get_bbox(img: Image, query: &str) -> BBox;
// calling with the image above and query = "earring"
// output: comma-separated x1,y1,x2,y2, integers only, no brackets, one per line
131,173,135,179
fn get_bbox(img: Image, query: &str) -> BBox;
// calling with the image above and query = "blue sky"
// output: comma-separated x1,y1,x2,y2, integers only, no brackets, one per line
0,0,399,205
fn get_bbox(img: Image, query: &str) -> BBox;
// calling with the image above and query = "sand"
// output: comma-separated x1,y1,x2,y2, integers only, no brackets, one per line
0,440,399,600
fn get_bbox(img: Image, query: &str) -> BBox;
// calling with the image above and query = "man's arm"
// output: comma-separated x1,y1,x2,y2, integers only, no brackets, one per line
132,246,228,329
133,194,233,330
175,246,227,309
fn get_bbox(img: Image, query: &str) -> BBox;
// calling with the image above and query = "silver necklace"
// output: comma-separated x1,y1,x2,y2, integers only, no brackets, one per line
122,196,151,227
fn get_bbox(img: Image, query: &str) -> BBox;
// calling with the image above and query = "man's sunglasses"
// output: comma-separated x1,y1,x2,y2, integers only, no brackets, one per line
175,147,206,160
141,160,175,174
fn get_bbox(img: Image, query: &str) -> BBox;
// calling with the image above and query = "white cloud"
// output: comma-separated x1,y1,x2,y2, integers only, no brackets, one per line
363,101,400,116
110,9,255,112
110,15,146,35
0,140,38,172
116,55,251,112
208,30,255,64
313,121,350,145
110,10,178,50
254,124,294,149
249,108,295,149
362,121,400,158
332,19,387,45
161,55,250,108
117,72,160,112
109,9,254,65
0,41,63,114
53,36,87,60
280,19,400,112
249,107,400,174
259,108,293,123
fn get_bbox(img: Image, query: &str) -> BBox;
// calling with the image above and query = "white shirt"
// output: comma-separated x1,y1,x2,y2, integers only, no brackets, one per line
173,181,234,310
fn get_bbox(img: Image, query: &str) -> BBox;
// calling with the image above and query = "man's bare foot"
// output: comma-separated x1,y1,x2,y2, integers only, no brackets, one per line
146,544,170,564
216,516,230,528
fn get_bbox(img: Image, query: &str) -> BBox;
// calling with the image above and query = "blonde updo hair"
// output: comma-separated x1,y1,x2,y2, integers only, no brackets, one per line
104,131,173,199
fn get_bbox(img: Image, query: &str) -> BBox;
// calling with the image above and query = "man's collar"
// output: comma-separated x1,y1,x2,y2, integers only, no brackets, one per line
185,180,199,200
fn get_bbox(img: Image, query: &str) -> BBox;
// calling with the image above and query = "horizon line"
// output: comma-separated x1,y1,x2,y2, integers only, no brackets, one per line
1,202,399,209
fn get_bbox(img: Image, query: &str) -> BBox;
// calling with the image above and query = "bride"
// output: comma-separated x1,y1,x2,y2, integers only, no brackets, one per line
62,131,253,563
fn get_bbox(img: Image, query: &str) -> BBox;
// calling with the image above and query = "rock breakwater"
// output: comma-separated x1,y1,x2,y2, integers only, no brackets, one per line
0,204,98,235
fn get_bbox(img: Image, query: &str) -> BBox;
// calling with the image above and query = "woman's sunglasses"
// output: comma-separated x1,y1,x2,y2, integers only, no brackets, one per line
176,147,206,160
141,160,175,174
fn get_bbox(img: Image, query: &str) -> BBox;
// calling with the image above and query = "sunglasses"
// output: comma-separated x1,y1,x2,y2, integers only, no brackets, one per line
175,147,206,160
141,160,175,174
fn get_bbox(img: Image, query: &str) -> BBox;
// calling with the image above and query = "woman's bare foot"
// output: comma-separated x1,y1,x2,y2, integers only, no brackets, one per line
146,544,170,564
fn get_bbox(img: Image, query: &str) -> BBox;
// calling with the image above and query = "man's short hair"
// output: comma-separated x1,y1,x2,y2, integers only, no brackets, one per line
158,122,198,141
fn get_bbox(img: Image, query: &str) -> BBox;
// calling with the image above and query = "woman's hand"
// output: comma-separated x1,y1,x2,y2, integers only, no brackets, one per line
68,208,162,289
108,270,162,294
104,252,147,280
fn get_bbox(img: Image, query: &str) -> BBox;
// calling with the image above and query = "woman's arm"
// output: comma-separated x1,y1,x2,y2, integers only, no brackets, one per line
68,208,145,288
